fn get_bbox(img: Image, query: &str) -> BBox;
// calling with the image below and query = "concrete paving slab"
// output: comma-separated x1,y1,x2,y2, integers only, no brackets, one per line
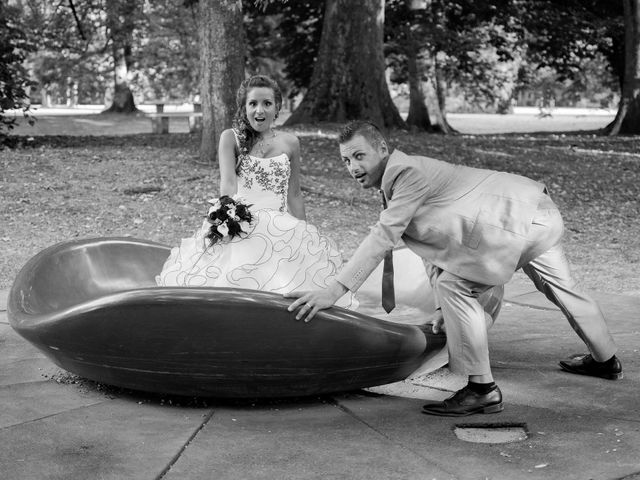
0,398,212,480
491,298,639,363
504,274,640,319
485,301,640,420
163,397,455,480
335,392,640,480
505,288,640,320
0,324,60,386
0,380,106,429
2,284,640,479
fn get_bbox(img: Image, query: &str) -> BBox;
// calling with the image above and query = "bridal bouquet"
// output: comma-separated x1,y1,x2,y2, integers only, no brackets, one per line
205,195,253,245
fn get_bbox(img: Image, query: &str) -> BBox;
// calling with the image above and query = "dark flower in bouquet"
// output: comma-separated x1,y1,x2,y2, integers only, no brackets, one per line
205,195,253,245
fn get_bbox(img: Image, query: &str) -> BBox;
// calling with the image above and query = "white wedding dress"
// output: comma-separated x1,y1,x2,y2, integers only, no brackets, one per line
156,150,357,309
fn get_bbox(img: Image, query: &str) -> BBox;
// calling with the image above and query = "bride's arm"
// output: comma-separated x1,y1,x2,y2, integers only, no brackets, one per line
286,134,307,221
218,129,238,196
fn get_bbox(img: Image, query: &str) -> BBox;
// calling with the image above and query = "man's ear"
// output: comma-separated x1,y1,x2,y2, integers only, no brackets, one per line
379,140,389,155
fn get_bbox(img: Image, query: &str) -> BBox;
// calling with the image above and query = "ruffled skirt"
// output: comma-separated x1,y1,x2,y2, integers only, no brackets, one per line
156,208,357,309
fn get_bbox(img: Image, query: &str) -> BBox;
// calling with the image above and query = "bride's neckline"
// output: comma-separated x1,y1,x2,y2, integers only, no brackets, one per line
247,152,289,160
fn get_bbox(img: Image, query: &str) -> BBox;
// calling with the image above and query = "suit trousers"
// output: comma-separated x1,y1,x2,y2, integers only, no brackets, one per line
434,203,618,376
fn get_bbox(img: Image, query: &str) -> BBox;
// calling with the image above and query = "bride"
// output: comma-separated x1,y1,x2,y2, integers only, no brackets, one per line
156,75,356,308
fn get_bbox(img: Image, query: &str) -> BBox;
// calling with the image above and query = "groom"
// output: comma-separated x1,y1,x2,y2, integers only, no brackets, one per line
286,120,622,417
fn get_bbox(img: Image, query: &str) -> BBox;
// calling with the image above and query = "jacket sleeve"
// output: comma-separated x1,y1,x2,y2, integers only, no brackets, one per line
336,164,432,292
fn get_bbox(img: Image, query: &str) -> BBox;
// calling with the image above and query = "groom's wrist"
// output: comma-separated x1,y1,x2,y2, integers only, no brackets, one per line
328,280,349,299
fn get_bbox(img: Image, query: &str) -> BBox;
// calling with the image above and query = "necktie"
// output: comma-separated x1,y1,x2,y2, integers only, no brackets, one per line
380,191,395,313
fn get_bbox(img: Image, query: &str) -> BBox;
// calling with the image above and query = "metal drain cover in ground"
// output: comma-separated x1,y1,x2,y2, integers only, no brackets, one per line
454,423,528,444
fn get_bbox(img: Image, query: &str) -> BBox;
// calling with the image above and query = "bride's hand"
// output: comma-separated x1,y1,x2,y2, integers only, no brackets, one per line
285,281,348,322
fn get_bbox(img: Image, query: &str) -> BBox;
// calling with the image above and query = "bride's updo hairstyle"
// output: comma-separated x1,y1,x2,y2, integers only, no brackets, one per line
232,75,283,156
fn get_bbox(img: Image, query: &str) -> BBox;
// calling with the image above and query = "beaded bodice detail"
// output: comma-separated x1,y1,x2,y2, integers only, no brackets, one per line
236,153,290,212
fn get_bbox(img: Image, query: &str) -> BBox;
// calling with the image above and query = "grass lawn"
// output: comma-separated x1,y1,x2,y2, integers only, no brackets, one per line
1,116,639,297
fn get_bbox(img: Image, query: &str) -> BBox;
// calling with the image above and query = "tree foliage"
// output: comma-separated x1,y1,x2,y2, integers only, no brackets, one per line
4,0,632,135
20,0,200,108
133,1,200,102
262,0,620,121
248,0,324,97
436,1,524,112
518,0,630,132
22,1,120,106
242,1,293,98
521,0,622,82
0,1,36,145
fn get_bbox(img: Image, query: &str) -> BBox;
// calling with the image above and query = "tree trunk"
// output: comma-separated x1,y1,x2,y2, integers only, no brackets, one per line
66,78,78,108
103,45,137,113
41,88,51,108
103,2,139,114
496,95,515,115
607,0,640,135
422,56,456,134
286,0,405,129
404,22,434,131
199,0,245,164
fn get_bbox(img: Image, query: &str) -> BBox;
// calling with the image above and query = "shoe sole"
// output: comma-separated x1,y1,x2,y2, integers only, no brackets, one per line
421,403,504,417
558,364,623,380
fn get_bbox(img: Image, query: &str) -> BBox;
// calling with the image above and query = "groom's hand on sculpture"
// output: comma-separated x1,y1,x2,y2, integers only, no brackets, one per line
285,281,348,322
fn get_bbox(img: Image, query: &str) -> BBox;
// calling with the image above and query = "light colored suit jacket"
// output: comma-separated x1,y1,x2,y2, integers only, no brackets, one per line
336,149,562,290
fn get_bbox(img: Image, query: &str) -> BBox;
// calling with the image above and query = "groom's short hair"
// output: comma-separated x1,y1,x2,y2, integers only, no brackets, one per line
339,121,386,149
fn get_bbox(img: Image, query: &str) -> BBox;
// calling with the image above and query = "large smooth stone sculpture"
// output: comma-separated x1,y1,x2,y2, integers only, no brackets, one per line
8,237,452,398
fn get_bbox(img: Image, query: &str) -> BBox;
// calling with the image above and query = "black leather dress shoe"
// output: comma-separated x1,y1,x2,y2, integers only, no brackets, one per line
559,354,623,380
421,385,503,417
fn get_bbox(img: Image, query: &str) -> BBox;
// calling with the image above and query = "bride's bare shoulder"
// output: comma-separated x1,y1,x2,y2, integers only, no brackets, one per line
220,128,237,139
277,131,300,152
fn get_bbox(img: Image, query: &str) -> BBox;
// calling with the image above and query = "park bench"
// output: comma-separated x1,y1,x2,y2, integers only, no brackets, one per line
146,101,203,134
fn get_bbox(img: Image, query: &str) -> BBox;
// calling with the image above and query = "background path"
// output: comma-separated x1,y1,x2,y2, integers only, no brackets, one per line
6,105,615,136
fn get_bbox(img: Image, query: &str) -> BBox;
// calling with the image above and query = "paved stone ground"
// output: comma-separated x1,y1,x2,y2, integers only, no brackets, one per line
2,108,636,478
2,278,639,480
7,105,614,136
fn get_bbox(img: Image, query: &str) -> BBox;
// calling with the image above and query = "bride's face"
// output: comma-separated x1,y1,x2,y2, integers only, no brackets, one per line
245,87,278,133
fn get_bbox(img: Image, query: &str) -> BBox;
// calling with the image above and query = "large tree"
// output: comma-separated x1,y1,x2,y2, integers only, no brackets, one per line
385,0,524,132
285,0,405,129
277,0,524,132
386,0,459,133
385,0,434,131
103,1,143,113
198,0,245,163
607,0,640,134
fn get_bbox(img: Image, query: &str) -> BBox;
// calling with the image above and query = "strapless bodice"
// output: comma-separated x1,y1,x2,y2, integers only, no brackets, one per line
236,153,290,212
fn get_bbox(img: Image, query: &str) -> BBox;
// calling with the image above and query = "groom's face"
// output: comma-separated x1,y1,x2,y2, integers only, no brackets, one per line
339,135,388,189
